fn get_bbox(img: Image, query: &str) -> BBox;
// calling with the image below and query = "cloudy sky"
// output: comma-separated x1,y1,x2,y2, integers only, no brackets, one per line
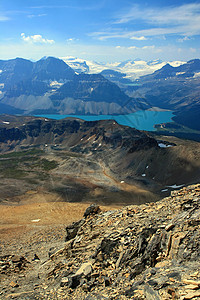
0,0,200,62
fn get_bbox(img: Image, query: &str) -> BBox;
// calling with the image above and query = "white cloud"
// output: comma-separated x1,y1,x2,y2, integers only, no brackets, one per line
31,3,104,11
116,3,200,27
130,36,147,41
190,47,196,53
116,45,156,51
0,15,9,21
27,14,47,18
91,3,200,40
66,38,79,43
177,36,191,42
142,45,155,50
128,46,137,50
21,33,55,44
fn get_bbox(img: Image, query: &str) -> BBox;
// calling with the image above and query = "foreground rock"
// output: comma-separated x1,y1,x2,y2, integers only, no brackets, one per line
0,184,200,299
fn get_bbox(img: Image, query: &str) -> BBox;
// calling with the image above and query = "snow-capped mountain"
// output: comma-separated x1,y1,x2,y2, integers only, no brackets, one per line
61,56,108,74
61,56,186,80
0,57,146,116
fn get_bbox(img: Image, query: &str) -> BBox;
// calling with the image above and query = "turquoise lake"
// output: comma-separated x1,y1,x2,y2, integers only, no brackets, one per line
36,110,173,131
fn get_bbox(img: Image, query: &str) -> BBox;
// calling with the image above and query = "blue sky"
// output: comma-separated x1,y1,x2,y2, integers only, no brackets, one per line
0,0,200,62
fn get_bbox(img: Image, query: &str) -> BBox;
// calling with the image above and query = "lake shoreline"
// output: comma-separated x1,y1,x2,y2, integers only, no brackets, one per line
34,110,174,132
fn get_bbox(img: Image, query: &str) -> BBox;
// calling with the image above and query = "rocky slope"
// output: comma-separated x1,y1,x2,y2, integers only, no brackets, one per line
0,184,200,299
140,59,200,81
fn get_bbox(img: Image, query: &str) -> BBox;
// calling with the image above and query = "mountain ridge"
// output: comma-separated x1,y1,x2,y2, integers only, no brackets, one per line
0,57,143,115
130,59,200,132
0,115,200,202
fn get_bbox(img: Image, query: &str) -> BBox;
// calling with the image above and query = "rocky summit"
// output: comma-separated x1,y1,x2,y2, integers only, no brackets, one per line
1,184,200,299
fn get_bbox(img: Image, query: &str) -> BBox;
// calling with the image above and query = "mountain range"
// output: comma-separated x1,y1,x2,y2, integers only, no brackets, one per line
0,57,147,116
61,56,185,80
0,56,200,135
133,59,200,131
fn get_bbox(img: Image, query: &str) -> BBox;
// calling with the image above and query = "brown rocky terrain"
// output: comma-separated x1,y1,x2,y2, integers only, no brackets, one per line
1,115,200,299
0,115,200,206
0,184,200,299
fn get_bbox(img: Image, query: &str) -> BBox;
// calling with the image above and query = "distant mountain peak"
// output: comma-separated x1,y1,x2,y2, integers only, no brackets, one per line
187,58,200,64
40,56,48,60
161,63,174,69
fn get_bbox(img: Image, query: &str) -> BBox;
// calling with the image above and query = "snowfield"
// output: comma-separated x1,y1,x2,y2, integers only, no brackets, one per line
61,56,186,80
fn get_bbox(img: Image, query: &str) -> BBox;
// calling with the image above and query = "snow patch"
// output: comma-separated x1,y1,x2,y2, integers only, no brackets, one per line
194,72,200,78
142,174,146,177
169,61,186,67
167,184,184,189
176,72,185,76
2,121,10,124
158,143,173,148
50,81,64,88
161,189,168,192
120,181,125,183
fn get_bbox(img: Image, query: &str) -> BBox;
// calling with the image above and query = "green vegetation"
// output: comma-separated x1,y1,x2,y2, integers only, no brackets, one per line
38,159,58,171
56,151,83,158
0,148,44,159
1,167,26,179
153,122,200,142
0,148,58,181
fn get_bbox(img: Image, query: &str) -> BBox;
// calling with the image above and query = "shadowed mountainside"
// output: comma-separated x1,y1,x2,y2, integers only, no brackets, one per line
131,59,200,132
0,57,147,115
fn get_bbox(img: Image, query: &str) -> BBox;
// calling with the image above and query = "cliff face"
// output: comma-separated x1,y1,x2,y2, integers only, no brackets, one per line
0,117,157,152
0,184,200,299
